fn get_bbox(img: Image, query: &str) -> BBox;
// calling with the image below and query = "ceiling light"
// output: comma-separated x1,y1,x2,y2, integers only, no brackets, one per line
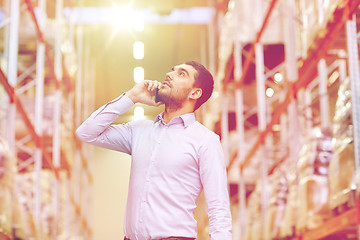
110,6,133,30
274,72,283,83
133,11,144,32
134,67,144,83
133,41,144,59
266,88,274,98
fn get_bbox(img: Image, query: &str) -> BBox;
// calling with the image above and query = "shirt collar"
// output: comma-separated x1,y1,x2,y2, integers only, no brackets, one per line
155,112,195,128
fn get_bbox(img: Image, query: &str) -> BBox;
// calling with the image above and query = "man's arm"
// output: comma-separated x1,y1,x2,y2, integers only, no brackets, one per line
76,80,162,153
199,134,232,240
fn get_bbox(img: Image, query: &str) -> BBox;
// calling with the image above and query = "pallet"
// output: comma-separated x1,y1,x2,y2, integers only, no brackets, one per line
331,189,357,216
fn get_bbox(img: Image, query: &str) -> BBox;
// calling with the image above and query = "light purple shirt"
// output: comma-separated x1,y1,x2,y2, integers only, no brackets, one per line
76,94,232,240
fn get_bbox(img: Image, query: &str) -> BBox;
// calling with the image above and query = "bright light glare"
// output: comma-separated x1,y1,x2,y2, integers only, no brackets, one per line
134,106,145,120
133,41,144,59
314,127,322,138
109,6,133,29
274,72,283,83
133,11,144,32
266,88,274,97
134,67,144,83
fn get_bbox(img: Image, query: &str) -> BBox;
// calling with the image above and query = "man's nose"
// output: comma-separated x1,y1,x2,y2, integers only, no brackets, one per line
166,72,173,80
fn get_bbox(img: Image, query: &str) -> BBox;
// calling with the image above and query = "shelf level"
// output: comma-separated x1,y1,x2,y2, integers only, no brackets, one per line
302,203,360,240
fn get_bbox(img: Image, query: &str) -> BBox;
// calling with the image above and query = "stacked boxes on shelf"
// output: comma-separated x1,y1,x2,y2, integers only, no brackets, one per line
329,77,355,211
0,0,93,239
296,128,332,233
217,0,359,239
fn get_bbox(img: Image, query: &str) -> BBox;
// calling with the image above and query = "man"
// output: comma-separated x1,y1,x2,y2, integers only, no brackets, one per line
76,61,232,240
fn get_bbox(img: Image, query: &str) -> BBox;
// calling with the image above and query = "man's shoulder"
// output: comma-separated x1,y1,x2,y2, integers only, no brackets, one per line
191,121,220,141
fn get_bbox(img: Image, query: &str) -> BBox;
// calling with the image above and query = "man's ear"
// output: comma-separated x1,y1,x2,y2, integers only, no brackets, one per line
189,88,202,100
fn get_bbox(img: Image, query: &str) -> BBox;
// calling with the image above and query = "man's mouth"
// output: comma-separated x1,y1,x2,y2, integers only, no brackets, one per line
162,81,171,87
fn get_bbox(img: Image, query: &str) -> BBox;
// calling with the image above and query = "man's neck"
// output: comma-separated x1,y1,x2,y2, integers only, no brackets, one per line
163,105,194,124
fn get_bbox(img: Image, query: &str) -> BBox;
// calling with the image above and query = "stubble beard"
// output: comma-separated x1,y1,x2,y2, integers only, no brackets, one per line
157,87,187,110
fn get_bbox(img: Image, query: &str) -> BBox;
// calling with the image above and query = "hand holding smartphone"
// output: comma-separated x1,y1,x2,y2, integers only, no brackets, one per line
155,88,161,103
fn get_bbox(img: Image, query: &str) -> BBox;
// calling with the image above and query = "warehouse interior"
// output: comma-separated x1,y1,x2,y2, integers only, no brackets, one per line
0,0,359,239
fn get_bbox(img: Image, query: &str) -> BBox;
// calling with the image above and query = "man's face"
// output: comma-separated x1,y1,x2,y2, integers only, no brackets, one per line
157,64,198,108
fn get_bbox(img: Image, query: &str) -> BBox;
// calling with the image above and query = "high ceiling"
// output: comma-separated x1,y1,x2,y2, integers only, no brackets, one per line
81,0,213,122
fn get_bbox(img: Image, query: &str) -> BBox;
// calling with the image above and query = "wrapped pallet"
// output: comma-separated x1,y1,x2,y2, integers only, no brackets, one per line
15,94,56,140
0,139,15,238
279,167,297,238
329,77,355,210
295,0,342,58
0,138,27,239
245,183,261,240
264,165,288,239
297,128,332,233
15,170,63,240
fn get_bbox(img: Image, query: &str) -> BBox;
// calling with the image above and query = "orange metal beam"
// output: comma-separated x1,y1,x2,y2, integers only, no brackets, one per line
222,53,234,89
70,194,93,236
74,135,94,184
238,0,360,172
234,0,278,89
0,68,60,179
24,0,73,92
224,0,279,171
303,200,360,240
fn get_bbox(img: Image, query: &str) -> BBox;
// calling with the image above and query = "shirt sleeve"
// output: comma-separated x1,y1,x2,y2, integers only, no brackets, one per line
198,134,232,240
75,93,135,154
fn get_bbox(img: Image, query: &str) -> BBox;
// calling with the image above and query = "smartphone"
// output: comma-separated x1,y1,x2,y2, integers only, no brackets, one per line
155,88,161,103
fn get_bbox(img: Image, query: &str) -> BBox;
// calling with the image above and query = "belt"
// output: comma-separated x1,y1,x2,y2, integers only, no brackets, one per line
124,237,195,240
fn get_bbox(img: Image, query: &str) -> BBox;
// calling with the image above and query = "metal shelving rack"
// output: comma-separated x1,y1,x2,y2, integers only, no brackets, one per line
0,0,94,239
216,0,360,239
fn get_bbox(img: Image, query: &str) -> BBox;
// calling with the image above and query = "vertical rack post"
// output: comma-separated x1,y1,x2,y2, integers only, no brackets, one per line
254,0,268,236
284,1,301,237
305,87,313,131
318,59,330,129
255,42,268,235
346,14,360,176
34,0,46,227
6,0,20,152
82,40,91,239
233,0,246,238
345,16,360,239
200,28,207,69
74,0,84,235
53,0,63,237
207,0,215,75
65,2,76,238
221,94,229,165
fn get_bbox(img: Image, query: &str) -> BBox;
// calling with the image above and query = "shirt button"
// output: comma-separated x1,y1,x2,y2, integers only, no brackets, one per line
146,178,150,182
139,219,143,223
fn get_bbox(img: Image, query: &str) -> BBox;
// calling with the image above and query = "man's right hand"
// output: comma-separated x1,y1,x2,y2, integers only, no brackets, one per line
125,80,163,106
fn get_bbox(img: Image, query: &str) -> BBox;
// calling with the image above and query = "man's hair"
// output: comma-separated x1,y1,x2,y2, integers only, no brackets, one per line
185,61,214,111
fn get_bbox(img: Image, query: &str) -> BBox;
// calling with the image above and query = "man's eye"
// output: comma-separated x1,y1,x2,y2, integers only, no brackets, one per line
179,72,185,77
